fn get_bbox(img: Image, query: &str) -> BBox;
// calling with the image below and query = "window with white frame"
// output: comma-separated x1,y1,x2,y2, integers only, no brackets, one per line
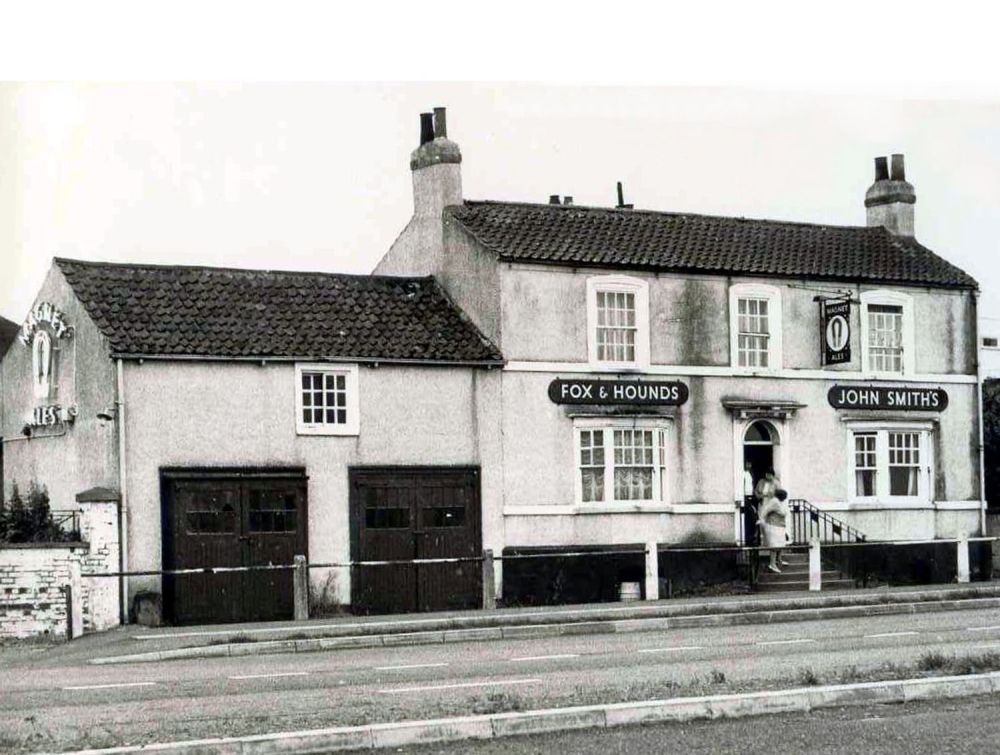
575,420,669,504
861,291,914,375
586,276,650,368
849,426,931,502
295,363,360,435
729,283,782,370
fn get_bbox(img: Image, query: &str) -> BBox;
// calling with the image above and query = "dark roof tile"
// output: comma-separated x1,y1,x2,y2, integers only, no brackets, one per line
56,258,503,364
448,201,977,289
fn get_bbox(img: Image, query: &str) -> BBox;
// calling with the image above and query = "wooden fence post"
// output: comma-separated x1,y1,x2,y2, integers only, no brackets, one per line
293,555,309,621
957,536,971,584
644,542,660,601
481,549,496,610
809,539,822,592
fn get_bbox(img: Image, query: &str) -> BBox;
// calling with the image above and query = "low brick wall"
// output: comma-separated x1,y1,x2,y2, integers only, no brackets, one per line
0,543,81,638
0,502,120,639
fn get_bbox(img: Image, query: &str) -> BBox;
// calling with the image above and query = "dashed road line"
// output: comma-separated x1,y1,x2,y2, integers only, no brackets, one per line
638,646,705,654
374,662,450,671
865,631,919,639
509,654,579,663
379,679,541,694
63,682,158,691
228,672,310,680
757,639,816,646
967,625,1000,632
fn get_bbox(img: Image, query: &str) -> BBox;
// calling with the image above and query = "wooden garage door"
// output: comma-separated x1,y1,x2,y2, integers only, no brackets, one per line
349,467,481,615
162,470,308,625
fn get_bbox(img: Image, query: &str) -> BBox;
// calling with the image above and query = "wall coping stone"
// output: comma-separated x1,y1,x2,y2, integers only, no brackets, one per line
0,541,89,551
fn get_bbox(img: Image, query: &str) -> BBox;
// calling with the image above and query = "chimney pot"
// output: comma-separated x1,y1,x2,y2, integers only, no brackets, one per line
433,107,447,139
890,153,905,181
419,113,434,145
874,156,889,181
549,194,560,204
563,196,573,206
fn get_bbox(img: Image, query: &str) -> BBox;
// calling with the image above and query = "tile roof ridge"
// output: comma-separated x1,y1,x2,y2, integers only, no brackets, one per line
455,199,877,233
53,256,433,284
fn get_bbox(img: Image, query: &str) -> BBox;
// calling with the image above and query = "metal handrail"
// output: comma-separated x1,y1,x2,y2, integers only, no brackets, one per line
788,499,867,545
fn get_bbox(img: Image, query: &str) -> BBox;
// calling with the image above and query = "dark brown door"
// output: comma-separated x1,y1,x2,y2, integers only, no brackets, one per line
350,467,481,615
162,471,307,625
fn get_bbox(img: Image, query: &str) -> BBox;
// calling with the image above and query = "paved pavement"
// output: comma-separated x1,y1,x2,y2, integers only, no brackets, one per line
3,605,1000,752
382,694,1000,754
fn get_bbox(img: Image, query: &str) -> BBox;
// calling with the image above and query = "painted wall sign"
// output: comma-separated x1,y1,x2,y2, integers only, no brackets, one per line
27,405,77,428
18,302,73,346
828,385,948,412
820,299,851,365
548,379,689,406
18,301,77,425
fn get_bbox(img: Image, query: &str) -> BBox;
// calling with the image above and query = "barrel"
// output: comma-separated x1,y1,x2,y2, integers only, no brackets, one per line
619,581,642,602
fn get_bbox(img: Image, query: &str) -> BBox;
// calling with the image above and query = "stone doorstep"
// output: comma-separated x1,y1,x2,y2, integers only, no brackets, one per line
52,672,1000,754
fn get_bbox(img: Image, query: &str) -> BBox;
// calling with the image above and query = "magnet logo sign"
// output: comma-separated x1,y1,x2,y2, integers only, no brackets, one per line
820,299,851,365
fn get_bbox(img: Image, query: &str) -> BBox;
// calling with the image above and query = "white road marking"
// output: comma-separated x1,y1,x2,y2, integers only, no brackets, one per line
374,662,450,671
865,631,919,639
379,678,541,694
638,645,705,654
228,672,310,680
509,653,579,662
967,625,1000,632
63,682,158,691
757,639,816,646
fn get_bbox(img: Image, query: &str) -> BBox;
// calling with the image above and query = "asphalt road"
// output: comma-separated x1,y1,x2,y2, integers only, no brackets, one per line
3,606,1000,752
386,695,1000,754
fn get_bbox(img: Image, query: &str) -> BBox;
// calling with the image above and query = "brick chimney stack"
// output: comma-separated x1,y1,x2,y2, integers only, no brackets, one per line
409,107,462,219
865,153,916,236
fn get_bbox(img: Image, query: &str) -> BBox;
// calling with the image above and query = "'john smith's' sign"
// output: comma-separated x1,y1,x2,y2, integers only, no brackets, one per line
828,385,948,412
548,379,689,406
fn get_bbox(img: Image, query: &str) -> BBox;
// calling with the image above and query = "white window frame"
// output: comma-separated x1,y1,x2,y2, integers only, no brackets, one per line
294,363,360,436
573,418,671,506
845,421,934,505
586,275,650,370
729,283,782,372
860,290,915,377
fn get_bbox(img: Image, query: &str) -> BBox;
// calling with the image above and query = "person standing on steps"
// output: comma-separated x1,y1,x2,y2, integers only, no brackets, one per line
742,461,758,546
759,488,790,573
754,468,780,504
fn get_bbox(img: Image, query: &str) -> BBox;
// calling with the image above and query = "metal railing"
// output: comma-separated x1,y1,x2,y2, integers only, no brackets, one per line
788,499,866,545
51,509,82,539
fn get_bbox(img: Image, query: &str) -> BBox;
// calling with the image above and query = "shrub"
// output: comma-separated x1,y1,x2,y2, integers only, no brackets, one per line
0,483,79,543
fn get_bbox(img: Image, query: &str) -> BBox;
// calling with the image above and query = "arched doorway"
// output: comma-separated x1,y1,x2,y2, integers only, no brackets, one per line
742,420,779,544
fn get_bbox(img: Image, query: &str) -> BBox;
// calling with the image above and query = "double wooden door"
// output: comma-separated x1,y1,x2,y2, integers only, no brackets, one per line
349,467,481,615
162,471,307,625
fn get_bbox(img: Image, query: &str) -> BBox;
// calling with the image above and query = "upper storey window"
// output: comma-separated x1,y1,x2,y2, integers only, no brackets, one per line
587,276,650,369
861,291,914,376
729,283,782,371
295,363,360,435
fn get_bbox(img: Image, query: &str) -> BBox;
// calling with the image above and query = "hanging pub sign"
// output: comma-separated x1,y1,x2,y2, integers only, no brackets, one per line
548,378,689,406
828,385,948,412
820,299,851,365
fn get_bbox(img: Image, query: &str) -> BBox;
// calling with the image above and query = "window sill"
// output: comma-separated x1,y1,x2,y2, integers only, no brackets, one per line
296,425,359,437
587,362,649,373
504,503,732,516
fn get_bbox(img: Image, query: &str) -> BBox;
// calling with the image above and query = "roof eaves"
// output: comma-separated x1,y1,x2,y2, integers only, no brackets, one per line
110,352,506,367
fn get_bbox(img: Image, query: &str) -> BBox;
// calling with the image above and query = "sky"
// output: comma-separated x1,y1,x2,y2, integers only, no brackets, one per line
2,83,1000,324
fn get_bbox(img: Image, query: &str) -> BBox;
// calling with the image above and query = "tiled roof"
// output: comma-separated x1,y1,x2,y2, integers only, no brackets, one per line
448,201,977,289
55,258,503,364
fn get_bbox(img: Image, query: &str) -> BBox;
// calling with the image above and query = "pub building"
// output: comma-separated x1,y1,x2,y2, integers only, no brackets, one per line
0,107,985,626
